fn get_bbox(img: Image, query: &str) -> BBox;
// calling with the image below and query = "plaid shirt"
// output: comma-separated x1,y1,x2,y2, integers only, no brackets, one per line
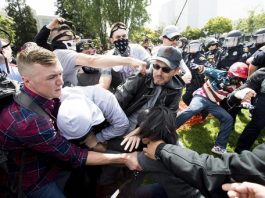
0,86,88,193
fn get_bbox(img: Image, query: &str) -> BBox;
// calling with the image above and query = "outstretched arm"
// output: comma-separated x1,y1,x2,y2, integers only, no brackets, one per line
76,53,147,74
143,141,265,196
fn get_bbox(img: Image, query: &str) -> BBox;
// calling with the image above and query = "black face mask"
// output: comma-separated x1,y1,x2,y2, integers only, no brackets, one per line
51,40,67,50
113,38,129,56
51,40,77,51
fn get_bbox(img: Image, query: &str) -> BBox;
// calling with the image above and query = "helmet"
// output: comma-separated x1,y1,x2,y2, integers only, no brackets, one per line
205,38,218,48
187,40,202,53
179,37,188,45
254,28,265,35
223,30,242,48
178,37,188,49
253,28,265,44
228,62,248,79
227,30,242,38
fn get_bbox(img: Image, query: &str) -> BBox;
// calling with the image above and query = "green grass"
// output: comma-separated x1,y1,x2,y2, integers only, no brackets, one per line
144,108,265,184
178,109,265,155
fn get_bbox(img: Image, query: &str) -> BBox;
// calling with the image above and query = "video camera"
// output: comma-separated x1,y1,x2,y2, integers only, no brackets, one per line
59,20,73,26
59,20,75,31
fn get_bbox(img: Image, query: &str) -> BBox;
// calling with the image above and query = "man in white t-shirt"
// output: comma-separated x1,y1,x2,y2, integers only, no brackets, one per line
34,18,147,86
98,22,151,92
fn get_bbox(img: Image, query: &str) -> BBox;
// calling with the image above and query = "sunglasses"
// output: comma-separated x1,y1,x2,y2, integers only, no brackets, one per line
165,36,179,41
208,44,217,47
153,64,172,73
110,24,127,37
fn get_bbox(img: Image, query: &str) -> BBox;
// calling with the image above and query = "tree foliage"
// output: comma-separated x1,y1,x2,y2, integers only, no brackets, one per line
130,26,161,46
235,10,265,34
203,16,232,37
55,0,150,48
5,0,37,53
0,15,16,43
181,26,205,40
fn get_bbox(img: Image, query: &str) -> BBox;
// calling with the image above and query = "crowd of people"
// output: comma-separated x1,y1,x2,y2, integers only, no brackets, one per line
1,16,265,198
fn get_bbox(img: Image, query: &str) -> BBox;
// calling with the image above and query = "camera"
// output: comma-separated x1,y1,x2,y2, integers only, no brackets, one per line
59,20,73,26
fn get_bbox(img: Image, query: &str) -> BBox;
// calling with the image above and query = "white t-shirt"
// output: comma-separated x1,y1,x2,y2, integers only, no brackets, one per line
54,49,79,85
59,86,129,142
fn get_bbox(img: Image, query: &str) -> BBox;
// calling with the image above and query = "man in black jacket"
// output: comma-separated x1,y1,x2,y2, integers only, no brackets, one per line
116,46,185,134
131,79,265,197
227,67,265,153
140,139,265,198
99,46,186,197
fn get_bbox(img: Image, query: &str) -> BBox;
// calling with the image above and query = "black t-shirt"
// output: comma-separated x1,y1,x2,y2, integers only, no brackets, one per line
252,51,265,69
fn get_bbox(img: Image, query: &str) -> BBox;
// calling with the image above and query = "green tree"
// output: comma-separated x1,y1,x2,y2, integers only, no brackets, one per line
0,15,16,43
5,0,37,53
236,10,265,34
254,11,265,30
203,16,232,37
55,0,150,49
103,0,149,31
181,26,204,40
130,26,161,46
57,0,94,37
55,0,69,18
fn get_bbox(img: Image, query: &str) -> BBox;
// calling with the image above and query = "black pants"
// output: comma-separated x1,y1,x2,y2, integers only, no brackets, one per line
220,98,241,126
235,94,265,153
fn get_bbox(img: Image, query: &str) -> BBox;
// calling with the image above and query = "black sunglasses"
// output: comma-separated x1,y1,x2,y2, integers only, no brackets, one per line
153,64,172,73
209,43,217,47
165,36,179,41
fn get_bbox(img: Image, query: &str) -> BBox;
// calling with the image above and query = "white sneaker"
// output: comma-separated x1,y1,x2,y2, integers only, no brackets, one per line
211,146,226,155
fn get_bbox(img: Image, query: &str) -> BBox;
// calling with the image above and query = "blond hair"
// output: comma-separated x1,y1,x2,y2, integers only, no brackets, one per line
17,46,57,75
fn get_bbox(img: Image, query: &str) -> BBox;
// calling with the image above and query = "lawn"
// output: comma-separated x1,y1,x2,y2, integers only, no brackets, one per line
178,108,265,155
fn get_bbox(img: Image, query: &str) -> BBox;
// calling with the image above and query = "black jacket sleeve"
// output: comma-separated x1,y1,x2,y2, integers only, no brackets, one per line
227,67,265,106
34,26,53,51
252,51,265,69
155,143,265,198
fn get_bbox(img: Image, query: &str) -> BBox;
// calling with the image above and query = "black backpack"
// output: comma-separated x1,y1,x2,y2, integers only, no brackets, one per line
0,71,49,198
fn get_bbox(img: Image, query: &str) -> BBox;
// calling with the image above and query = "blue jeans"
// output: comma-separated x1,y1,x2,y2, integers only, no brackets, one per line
176,95,233,149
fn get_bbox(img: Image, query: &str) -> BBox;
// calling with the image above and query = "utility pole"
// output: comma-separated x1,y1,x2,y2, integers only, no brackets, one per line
175,0,188,26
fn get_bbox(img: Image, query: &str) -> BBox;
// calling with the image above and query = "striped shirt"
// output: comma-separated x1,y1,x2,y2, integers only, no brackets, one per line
193,67,239,103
